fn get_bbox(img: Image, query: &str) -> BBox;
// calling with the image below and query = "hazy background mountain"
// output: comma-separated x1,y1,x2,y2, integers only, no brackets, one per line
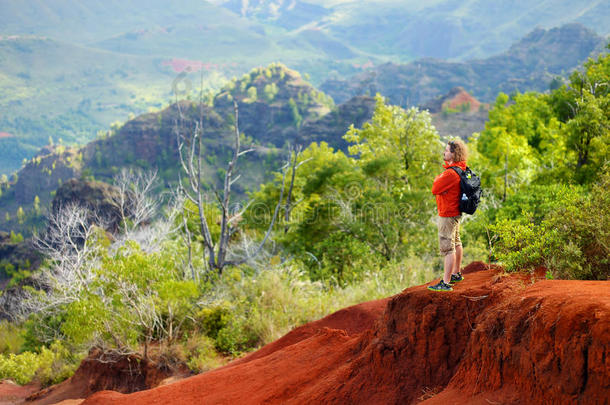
211,0,609,60
0,0,609,176
321,24,606,107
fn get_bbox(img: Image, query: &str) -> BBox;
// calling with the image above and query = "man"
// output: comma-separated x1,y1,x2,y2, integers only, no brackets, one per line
428,139,467,292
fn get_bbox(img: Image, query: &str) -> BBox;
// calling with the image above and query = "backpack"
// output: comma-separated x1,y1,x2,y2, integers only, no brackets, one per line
449,166,482,215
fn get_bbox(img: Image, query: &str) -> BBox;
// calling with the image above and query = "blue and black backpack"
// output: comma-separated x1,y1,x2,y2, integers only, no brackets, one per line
449,166,482,215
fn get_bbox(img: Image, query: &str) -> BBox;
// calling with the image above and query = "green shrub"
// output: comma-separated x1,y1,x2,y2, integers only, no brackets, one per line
215,317,258,355
491,169,610,279
491,219,560,272
0,351,39,384
184,334,223,373
0,341,79,386
196,306,230,340
0,321,25,355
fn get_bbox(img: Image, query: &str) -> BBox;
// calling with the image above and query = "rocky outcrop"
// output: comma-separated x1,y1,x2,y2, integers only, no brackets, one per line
419,87,489,140
13,146,82,205
420,86,482,114
52,179,121,217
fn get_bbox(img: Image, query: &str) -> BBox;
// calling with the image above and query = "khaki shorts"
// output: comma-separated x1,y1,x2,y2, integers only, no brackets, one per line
438,215,462,256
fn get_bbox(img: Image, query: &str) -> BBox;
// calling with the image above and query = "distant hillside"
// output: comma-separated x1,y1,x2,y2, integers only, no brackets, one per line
306,0,610,61
0,64,375,235
298,95,376,151
218,0,332,30
4,0,608,61
0,0,259,45
0,35,235,176
321,24,606,106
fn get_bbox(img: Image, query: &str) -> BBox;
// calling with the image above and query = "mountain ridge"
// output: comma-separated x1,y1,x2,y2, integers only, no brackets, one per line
321,23,606,107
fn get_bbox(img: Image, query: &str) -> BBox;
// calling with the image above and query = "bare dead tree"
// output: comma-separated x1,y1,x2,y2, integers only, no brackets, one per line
283,145,311,234
30,203,106,299
176,101,288,275
17,203,109,342
113,168,159,233
172,190,196,280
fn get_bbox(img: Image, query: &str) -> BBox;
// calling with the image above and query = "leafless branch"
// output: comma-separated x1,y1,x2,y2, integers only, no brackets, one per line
175,99,289,274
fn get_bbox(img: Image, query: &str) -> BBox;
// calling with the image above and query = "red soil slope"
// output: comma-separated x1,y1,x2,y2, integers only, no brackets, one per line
27,350,180,405
78,262,610,404
0,380,40,404
443,89,481,112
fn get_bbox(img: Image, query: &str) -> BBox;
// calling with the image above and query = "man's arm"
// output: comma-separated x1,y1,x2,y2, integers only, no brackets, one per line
431,170,457,195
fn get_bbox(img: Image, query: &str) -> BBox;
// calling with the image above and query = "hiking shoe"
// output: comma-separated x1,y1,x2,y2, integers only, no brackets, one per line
450,272,464,284
427,280,453,292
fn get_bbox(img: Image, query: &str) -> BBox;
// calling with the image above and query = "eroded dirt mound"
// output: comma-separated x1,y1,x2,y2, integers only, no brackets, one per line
82,263,609,404
0,380,40,404
27,349,179,405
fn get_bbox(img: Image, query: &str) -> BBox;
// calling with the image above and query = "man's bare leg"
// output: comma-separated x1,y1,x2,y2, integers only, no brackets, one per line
443,252,455,284
453,244,463,275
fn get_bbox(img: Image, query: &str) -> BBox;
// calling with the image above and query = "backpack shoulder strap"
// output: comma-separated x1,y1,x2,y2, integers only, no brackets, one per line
448,166,464,176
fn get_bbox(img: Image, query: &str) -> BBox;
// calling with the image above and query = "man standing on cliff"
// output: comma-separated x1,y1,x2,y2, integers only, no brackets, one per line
428,139,467,292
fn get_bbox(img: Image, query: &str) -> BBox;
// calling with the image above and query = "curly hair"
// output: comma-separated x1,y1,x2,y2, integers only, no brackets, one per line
448,139,468,162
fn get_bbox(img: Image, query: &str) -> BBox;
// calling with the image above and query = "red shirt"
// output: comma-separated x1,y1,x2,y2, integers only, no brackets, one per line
432,161,466,217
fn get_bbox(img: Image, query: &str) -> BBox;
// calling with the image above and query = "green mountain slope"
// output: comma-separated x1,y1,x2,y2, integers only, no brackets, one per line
0,64,375,235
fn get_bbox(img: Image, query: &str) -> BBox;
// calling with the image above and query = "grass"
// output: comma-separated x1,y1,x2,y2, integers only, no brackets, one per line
205,255,436,351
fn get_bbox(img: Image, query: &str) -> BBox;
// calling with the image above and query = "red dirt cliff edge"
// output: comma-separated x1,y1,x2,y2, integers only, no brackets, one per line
78,262,610,404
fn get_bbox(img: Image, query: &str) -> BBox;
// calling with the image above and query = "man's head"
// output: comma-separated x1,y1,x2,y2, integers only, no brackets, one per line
444,139,468,163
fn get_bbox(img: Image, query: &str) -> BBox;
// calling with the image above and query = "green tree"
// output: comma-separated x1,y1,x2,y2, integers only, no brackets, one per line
263,83,278,102
34,196,41,215
248,96,444,279
558,53,609,182
16,207,25,224
288,98,302,128
471,92,560,198
246,86,257,101
344,94,441,191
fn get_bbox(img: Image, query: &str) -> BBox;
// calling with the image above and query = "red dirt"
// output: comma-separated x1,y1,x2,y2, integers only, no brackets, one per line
443,89,481,112
75,262,610,404
0,380,40,404
26,349,182,405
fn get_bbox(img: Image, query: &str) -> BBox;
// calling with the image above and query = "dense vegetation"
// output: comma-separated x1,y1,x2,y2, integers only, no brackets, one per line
0,49,608,388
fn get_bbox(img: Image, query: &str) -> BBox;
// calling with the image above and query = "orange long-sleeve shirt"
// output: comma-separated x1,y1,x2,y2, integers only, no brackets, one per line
432,161,466,217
